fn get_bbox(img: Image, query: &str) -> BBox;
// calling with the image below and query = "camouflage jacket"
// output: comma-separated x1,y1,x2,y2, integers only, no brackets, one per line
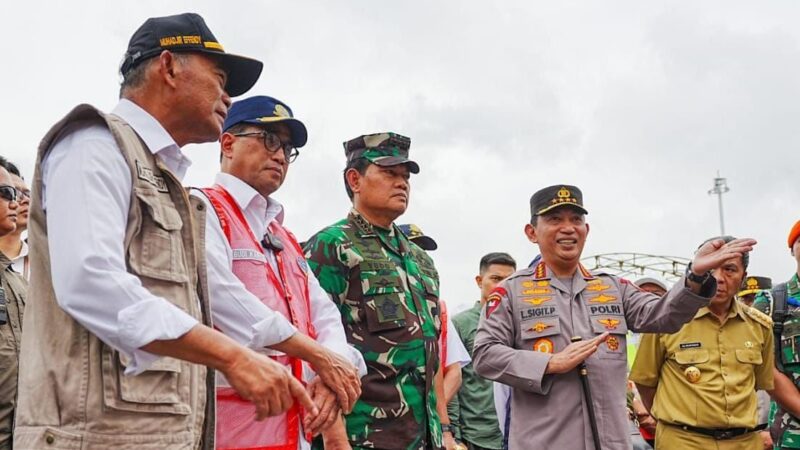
754,273,800,448
304,209,442,450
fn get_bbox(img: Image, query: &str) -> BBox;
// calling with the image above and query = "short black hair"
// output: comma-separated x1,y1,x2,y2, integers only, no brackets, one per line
343,158,371,200
699,235,750,269
0,156,21,178
480,252,516,274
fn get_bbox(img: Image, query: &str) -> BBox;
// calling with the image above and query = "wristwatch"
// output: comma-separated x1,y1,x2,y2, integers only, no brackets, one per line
685,263,711,285
441,424,455,434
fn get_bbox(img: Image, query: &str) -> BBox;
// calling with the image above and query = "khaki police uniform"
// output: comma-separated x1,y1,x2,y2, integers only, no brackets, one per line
473,261,712,450
630,300,773,449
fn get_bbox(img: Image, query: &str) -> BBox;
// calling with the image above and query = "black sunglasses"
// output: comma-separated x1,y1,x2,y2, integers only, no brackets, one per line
0,186,17,203
232,131,300,163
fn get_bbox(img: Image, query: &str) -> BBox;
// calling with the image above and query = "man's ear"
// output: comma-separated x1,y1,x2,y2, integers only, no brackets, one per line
585,222,590,237
220,132,236,161
157,50,179,88
475,275,482,289
345,168,361,196
524,223,537,244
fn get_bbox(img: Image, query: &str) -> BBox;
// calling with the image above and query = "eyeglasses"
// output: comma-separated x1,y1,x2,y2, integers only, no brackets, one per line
0,186,17,203
232,131,299,163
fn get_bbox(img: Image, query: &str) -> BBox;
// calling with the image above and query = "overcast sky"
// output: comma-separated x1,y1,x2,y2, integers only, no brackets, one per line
2,1,798,312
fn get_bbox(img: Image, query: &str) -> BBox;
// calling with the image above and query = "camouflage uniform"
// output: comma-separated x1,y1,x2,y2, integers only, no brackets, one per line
305,132,442,450
754,274,800,448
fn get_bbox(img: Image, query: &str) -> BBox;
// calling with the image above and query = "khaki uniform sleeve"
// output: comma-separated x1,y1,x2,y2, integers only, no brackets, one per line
756,323,775,390
623,276,713,334
473,284,554,395
629,333,665,388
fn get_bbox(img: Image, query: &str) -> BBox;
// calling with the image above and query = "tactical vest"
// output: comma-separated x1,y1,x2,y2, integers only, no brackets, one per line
201,185,315,450
15,104,214,449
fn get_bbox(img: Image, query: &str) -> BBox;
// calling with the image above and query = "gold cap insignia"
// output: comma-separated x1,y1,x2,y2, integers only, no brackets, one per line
746,278,759,289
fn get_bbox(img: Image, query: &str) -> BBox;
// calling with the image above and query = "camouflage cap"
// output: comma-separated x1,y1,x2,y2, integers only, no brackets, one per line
343,132,419,173
398,224,438,251
738,276,772,297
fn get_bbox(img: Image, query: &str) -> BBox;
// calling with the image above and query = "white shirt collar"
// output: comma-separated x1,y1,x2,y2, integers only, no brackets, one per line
112,99,192,180
214,172,285,238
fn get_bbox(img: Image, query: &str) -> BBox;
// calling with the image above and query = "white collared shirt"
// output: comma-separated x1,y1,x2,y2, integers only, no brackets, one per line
42,99,198,374
193,173,366,374
10,240,28,279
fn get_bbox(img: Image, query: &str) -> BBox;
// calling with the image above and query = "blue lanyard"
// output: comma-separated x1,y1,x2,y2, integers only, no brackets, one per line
788,295,800,307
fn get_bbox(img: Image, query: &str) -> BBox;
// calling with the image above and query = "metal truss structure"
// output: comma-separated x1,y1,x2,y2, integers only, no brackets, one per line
580,252,690,283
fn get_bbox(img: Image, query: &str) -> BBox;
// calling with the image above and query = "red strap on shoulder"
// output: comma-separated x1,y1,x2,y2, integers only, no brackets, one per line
199,186,233,242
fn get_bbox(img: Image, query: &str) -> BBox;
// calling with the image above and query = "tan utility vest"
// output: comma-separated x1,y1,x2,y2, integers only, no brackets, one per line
14,104,215,450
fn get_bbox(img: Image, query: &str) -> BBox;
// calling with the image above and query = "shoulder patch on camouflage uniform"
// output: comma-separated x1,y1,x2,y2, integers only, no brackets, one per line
743,305,773,328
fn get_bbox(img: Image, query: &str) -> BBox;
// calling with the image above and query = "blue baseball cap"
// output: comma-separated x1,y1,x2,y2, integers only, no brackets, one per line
222,96,308,147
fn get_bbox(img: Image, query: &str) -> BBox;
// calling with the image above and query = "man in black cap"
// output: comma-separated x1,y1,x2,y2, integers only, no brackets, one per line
15,13,315,450
472,184,756,450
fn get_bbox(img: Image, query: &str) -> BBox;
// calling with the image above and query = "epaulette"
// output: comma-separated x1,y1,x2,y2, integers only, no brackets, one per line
506,266,536,281
743,305,773,328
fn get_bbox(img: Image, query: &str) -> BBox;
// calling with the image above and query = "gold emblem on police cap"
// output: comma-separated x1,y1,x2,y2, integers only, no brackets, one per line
746,278,758,289
684,366,701,384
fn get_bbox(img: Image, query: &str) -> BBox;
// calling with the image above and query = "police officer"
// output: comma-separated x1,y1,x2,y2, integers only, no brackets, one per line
472,184,755,450
631,236,774,449
305,134,446,450
753,220,800,449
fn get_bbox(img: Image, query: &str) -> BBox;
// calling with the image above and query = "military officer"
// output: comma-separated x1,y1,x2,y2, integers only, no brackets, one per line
305,134,446,450
631,235,774,449
738,276,772,307
472,184,756,450
753,220,800,449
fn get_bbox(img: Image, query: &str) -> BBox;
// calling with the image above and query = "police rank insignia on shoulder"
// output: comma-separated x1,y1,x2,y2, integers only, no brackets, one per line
743,306,772,328
485,287,506,318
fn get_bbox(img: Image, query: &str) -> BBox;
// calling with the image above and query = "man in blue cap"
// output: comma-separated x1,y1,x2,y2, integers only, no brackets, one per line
196,95,366,450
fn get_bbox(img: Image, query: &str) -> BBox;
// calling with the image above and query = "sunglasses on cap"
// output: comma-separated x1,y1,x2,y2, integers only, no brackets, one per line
0,186,17,203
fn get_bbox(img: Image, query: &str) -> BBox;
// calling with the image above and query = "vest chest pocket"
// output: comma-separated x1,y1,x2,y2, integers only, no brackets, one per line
102,346,191,415
362,275,408,333
128,188,189,283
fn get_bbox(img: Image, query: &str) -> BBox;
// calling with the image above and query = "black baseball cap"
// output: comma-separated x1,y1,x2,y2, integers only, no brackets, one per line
120,13,263,97
530,184,588,218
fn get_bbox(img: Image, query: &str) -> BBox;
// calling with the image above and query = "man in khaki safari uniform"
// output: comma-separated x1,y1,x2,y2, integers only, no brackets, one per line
14,13,315,449
631,235,774,449
472,184,756,450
